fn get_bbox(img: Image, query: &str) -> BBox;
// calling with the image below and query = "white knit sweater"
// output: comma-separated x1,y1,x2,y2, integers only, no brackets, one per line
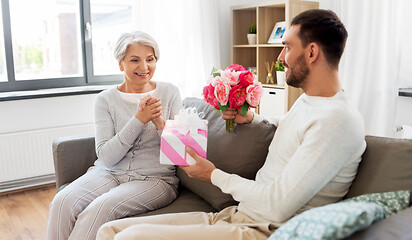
211,91,366,226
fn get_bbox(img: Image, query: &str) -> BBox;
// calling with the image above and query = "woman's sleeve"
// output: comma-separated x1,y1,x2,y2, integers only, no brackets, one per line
169,85,182,120
94,94,145,168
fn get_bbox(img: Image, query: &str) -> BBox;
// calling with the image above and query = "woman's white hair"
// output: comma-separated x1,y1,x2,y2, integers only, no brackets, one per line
113,31,160,62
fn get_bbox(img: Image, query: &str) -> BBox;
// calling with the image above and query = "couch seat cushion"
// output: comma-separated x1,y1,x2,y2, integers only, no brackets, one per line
136,187,216,217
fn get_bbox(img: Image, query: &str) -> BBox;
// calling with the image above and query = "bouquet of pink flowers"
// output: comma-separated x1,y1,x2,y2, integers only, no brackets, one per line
202,64,263,132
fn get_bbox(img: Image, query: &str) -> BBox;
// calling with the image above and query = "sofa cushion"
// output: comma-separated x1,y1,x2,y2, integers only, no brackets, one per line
270,190,410,240
178,97,276,211
269,202,385,240
345,136,412,199
343,190,410,217
137,187,216,217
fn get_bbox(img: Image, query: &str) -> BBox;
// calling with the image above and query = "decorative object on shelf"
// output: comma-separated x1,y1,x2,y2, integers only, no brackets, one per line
265,61,275,84
275,61,286,86
202,64,263,132
247,23,256,45
267,21,286,44
248,67,257,80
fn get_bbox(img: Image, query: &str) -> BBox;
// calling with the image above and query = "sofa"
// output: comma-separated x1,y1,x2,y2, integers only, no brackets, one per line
53,97,412,239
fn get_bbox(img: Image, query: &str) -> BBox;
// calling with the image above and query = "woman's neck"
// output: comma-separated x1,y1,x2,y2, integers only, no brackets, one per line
118,81,156,93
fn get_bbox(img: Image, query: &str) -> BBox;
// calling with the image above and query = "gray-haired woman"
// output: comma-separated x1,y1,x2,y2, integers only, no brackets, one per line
47,31,181,240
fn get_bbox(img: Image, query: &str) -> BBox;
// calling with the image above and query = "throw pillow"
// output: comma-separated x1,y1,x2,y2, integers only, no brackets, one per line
269,190,410,240
178,97,276,211
343,190,410,217
268,202,384,240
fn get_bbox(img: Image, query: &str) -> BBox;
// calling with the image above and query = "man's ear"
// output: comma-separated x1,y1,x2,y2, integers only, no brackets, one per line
307,42,320,64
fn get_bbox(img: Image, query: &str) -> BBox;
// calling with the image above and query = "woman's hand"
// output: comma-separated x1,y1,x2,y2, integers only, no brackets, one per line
135,96,162,124
136,95,165,129
221,107,254,124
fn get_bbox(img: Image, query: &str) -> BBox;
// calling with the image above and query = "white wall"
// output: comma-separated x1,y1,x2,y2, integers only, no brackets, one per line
0,94,96,134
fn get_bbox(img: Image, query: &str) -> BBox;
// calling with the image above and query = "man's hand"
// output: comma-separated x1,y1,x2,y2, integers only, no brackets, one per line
180,147,216,182
221,107,254,124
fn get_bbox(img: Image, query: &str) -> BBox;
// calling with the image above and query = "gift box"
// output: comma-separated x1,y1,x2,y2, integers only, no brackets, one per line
160,108,208,166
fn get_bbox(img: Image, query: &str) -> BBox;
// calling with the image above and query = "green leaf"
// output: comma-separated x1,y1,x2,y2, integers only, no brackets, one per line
240,102,249,116
211,67,221,77
275,61,285,71
219,102,228,112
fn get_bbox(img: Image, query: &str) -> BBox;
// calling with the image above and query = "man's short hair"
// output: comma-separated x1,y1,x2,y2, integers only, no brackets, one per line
291,9,348,68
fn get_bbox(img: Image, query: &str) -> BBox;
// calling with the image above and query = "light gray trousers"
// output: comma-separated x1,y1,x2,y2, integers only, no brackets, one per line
47,167,178,240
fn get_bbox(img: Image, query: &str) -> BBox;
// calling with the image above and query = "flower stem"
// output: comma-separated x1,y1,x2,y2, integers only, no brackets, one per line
225,119,236,132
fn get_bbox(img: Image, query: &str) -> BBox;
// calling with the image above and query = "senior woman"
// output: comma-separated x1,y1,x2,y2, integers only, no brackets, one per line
47,31,182,240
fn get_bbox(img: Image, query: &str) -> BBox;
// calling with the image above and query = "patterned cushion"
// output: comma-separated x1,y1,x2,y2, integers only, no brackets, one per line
343,190,410,217
268,190,410,240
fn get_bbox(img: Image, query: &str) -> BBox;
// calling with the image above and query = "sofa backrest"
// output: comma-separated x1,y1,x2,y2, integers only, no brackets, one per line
178,98,276,210
345,136,412,199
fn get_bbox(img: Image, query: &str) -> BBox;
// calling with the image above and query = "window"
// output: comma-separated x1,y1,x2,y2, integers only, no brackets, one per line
0,0,220,99
0,0,123,93
90,0,135,76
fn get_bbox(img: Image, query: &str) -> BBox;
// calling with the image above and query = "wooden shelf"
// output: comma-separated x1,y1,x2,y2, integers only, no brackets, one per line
259,43,284,47
233,45,257,48
262,84,286,89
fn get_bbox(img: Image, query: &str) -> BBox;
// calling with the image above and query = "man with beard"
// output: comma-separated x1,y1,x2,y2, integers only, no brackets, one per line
97,9,366,240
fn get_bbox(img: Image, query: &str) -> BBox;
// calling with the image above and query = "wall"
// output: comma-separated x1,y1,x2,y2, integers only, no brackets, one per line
0,94,96,134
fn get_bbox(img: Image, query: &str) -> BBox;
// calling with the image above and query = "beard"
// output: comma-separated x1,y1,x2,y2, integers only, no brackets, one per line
285,54,309,88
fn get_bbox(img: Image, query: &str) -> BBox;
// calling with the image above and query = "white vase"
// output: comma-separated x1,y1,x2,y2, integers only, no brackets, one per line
276,71,286,86
247,34,256,45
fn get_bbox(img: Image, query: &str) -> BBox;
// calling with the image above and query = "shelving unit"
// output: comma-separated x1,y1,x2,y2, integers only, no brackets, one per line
231,0,318,116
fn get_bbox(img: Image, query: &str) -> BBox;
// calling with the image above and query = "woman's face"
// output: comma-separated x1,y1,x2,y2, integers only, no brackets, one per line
119,44,156,85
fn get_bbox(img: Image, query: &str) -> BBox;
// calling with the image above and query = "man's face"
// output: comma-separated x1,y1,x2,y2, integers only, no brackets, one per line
277,25,309,88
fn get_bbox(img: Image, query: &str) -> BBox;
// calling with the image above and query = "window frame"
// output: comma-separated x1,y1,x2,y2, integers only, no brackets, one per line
0,0,122,94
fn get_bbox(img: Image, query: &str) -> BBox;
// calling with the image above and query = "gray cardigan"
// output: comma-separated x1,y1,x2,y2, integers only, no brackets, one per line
93,82,182,179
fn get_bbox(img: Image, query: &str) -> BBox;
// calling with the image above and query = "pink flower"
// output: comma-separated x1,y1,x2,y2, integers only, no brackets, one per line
222,69,240,86
203,84,220,110
226,64,245,72
246,81,263,108
213,78,230,105
239,71,254,87
229,85,247,109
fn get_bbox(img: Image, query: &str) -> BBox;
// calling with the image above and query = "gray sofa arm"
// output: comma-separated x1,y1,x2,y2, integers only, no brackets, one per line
53,135,96,191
